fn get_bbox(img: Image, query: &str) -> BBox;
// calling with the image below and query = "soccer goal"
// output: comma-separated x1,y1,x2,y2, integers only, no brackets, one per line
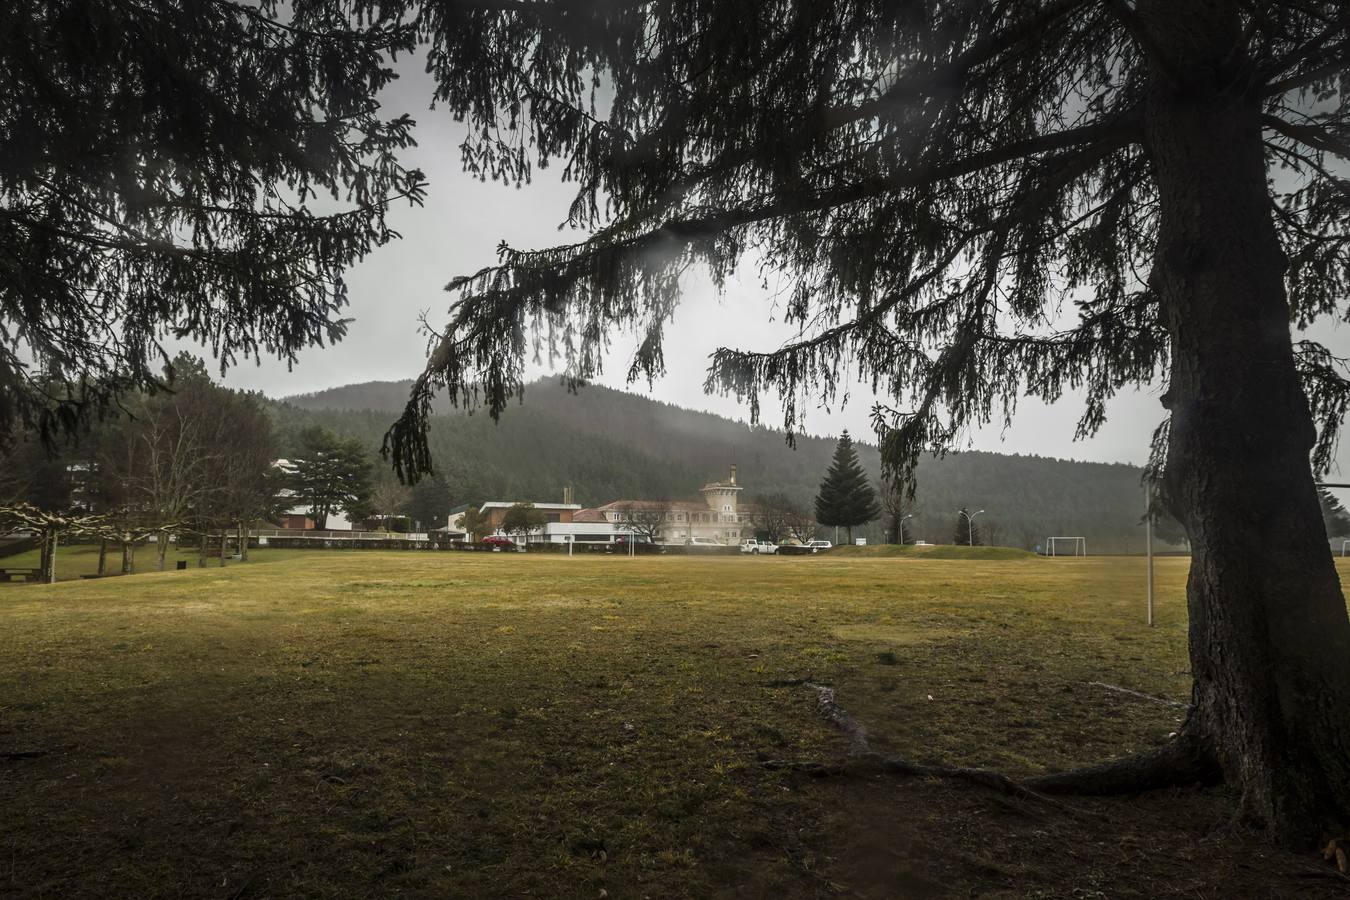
1046,536,1086,557
1342,540,1350,558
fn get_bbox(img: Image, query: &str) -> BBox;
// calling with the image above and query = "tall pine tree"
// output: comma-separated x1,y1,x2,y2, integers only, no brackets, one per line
814,432,879,544
1319,489,1350,540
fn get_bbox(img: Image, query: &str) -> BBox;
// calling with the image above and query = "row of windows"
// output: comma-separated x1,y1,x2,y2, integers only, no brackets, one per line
607,510,745,524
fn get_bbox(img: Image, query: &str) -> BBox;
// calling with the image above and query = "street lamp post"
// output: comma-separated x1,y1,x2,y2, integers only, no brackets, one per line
958,508,986,546
900,513,915,544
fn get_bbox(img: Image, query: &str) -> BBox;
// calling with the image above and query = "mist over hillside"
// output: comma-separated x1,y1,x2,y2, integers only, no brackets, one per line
274,378,1158,551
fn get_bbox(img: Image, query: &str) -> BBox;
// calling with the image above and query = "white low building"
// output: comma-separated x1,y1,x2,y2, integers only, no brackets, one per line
452,466,755,547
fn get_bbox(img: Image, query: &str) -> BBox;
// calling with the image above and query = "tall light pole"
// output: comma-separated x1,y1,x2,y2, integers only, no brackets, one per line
957,508,986,546
901,513,915,544
1145,483,1154,626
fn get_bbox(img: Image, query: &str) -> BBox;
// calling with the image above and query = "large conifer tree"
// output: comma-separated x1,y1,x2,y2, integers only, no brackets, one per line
287,427,374,530
814,431,880,544
370,0,1350,842
2,1,425,447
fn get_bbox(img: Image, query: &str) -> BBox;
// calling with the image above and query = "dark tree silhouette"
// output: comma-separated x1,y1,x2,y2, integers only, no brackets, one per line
878,475,914,544
287,427,374,530
751,492,808,544
2,1,424,447
815,432,881,544
1319,489,1350,540
383,1,1350,842
501,502,548,544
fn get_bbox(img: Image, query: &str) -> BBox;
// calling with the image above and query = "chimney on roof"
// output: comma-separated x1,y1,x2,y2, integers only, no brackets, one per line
729,464,737,485
563,484,574,505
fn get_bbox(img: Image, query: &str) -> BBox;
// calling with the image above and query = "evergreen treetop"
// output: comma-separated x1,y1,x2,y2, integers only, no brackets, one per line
814,431,880,539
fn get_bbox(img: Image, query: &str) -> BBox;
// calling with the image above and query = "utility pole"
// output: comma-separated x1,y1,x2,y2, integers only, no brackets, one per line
1146,486,1155,627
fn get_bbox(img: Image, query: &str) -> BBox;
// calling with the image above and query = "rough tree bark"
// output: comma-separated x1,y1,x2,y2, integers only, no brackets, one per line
237,522,249,562
1042,0,1350,844
39,527,57,584
96,540,107,577
121,540,134,575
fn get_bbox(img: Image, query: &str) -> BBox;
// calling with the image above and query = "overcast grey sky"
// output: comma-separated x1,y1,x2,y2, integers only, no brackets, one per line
210,65,1350,475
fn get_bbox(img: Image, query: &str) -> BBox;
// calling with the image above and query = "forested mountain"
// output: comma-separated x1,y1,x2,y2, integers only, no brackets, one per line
274,378,1165,551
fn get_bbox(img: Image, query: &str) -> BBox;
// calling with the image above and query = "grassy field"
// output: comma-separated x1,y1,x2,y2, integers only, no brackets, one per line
0,544,309,581
1,550,1343,898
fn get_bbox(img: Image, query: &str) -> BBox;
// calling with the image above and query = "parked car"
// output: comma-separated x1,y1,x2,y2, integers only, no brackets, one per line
778,539,832,556
686,537,723,547
741,539,778,555
481,535,516,551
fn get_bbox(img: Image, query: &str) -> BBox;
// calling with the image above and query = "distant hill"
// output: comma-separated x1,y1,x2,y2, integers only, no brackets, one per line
273,378,1159,552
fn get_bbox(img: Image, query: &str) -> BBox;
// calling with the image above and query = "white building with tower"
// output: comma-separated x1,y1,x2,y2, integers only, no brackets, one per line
584,464,748,545
456,465,753,547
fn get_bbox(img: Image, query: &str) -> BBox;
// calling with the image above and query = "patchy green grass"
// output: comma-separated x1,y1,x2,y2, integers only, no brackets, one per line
829,543,1038,560
1,552,1344,898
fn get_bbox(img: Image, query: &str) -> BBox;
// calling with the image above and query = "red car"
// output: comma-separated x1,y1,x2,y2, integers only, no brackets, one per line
481,535,516,551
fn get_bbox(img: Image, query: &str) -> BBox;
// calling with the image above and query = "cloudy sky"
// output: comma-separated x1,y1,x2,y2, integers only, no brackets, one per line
210,65,1350,475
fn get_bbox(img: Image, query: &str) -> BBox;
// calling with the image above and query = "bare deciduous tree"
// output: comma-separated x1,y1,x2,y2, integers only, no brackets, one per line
750,493,804,544
615,500,671,544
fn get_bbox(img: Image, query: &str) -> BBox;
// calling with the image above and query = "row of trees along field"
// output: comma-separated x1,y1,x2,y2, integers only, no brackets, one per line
0,358,384,582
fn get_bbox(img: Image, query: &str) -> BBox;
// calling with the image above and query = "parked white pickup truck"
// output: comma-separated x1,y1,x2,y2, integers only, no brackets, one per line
740,539,778,555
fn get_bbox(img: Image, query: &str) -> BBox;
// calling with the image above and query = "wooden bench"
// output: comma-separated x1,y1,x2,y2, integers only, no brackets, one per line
0,568,41,583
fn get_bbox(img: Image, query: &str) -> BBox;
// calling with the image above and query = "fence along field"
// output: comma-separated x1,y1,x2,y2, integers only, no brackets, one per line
2,550,1347,897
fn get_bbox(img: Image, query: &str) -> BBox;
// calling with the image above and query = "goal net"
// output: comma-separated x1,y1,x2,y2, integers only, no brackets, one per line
1046,536,1086,557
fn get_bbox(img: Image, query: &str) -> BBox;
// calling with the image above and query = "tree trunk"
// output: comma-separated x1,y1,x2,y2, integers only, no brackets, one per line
156,532,168,571
1141,0,1350,844
40,527,57,584
238,522,249,561
219,530,228,567
121,540,134,575
97,540,107,577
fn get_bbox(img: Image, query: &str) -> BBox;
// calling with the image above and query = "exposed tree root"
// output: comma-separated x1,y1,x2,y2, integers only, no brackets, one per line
803,681,872,757
762,680,1077,811
1027,730,1220,796
1086,681,1188,708
764,679,1221,812
1,749,49,760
